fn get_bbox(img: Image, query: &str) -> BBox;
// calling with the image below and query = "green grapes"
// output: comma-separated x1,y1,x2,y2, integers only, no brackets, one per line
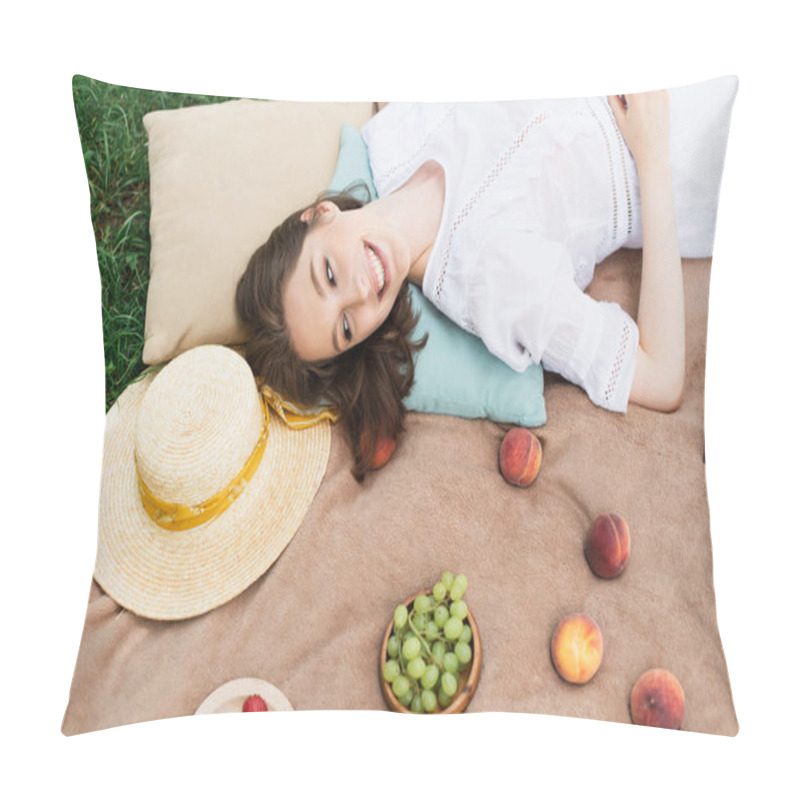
383,570,475,713
434,605,450,630
414,594,432,614
444,617,463,641
450,600,468,620
402,636,422,660
443,652,459,673
410,612,428,630
394,605,408,630
392,675,411,698
383,659,401,682
441,671,458,697
442,672,458,697
407,657,426,680
421,664,439,690
455,642,472,665
450,574,468,602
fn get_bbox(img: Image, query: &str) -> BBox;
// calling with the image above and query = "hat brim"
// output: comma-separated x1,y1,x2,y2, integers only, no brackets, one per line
94,372,330,620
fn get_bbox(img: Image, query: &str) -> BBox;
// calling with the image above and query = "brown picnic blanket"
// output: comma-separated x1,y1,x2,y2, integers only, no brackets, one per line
62,252,737,735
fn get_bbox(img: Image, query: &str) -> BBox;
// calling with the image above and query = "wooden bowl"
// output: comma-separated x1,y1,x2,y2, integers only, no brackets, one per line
379,590,482,714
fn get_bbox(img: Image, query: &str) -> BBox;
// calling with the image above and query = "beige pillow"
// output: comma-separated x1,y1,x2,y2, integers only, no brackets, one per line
142,100,375,365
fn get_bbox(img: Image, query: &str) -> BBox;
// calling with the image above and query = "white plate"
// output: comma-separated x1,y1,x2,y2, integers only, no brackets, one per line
194,677,294,714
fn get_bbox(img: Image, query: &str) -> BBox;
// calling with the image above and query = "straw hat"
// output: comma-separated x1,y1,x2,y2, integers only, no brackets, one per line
94,345,332,620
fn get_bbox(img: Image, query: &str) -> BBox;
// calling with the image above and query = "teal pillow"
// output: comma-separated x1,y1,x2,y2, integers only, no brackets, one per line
327,124,546,426
405,284,546,425
326,123,377,203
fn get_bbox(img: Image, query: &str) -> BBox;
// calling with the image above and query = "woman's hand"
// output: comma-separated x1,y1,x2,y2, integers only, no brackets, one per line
608,91,670,170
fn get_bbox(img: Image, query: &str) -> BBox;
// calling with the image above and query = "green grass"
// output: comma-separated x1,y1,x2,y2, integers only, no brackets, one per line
72,76,232,410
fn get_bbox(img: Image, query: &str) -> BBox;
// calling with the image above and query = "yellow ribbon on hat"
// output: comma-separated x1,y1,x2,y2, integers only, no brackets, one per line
259,384,341,428
137,386,339,532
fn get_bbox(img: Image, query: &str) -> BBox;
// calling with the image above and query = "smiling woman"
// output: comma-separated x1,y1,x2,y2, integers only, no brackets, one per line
236,82,736,480
235,190,428,480
282,161,444,361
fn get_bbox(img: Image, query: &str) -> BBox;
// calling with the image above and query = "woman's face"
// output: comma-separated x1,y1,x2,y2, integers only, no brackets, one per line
282,202,410,361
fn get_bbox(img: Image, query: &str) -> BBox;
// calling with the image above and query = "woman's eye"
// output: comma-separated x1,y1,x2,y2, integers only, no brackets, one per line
325,259,335,286
342,316,352,343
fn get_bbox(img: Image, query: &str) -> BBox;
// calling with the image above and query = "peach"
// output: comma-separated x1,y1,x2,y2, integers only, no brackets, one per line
550,614,603,684
585,513,630,579
360,428,397,470
499,428,542,487
630,669,685,729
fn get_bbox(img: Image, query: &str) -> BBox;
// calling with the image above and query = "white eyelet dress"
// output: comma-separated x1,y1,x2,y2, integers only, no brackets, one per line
361,76,737,413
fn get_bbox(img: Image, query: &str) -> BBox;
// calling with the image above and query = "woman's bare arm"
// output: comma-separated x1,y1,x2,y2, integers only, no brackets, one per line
609,92,685,412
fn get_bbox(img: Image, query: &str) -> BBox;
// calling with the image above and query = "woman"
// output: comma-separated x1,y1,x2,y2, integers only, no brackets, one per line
236,79,736,479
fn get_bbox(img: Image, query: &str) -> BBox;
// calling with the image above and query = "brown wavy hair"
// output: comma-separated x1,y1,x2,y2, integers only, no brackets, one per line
235,189,426,481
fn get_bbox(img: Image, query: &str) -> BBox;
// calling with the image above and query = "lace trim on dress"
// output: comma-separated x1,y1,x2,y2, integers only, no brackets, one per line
434,112,549,305
585,98,633,254
603,314,636,408
586,100,617,252
599,99,633,239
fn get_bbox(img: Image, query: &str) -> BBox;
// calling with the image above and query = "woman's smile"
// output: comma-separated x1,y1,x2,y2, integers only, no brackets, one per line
364,241,390,298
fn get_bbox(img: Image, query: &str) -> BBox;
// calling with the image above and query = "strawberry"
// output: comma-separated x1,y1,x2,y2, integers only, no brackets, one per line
242,694,269,712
